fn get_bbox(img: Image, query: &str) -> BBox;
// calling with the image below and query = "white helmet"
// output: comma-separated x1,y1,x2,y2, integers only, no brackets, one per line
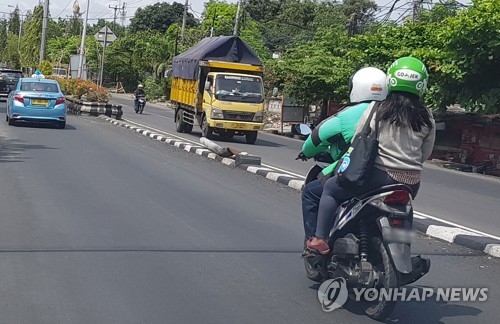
138,84,143,88
349,67,388,103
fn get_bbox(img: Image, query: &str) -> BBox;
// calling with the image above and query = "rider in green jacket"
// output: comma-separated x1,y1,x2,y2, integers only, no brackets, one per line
300,67,388,240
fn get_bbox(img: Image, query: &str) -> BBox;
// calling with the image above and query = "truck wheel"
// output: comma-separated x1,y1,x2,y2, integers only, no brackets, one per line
184,122,193,134
201,115,213,139
176,110,185,133
245,131,258,144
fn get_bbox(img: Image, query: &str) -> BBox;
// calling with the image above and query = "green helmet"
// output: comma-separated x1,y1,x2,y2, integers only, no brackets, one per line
386,57,428,97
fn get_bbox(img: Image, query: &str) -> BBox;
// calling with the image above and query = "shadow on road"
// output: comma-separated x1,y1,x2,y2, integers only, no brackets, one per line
0,136,59,163
9,122,76,130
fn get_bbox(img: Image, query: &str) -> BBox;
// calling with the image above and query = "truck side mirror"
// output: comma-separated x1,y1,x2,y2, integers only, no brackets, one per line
272,87,279,97
205,81,211,91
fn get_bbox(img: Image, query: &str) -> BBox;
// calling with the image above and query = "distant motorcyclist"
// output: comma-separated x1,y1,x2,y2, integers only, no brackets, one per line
134,84,145,110
299,67,388,253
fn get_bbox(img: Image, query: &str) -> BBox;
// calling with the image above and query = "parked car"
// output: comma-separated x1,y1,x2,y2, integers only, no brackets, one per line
0,68,24,101
6,76,67,129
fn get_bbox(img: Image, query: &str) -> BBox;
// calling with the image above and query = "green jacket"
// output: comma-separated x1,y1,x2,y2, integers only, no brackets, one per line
301,102,371,180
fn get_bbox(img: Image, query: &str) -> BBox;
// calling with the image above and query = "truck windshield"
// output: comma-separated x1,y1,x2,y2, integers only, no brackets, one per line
215,75,263,103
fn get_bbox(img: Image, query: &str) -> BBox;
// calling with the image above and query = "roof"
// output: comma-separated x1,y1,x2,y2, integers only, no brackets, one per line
21,78,58,83
0,68,23,73
172,36,262,80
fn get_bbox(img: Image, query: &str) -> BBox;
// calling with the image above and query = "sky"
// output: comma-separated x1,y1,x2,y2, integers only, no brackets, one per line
0,0,471,25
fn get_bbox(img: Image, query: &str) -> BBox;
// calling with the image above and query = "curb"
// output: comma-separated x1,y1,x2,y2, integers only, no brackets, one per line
100,116,500,259
100,116,235,165
67,97,123,119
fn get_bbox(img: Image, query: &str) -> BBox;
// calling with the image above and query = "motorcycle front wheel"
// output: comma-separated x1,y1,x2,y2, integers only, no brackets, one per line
364,236,400,320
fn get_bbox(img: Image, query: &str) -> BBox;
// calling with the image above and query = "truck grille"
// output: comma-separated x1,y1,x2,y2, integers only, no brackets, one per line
223,111,255,121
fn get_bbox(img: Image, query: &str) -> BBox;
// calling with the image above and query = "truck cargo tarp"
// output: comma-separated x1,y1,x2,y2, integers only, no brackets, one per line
172,36,262,80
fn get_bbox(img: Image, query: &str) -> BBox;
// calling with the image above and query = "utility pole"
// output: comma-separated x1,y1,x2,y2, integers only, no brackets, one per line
180,0,188,43
347,13,357,37
39,0,49,64
412,0,421,23
233,0,242,36
78,0,90,79
98,26,108,86
110,3,120,26
120,2,126,26
210,8,217,37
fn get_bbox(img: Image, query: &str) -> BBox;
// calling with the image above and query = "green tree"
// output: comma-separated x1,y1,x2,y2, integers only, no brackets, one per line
0,19,7,60
19,5,43,69
4,34,21,69
39,60,52,75
88,19,127,38
8,8,21,36
130,2,198,33
201,1,270,59
437,0,500,113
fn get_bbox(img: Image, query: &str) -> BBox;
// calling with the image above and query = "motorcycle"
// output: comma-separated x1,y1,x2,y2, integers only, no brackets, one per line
296,123,430,320
135,95,146,114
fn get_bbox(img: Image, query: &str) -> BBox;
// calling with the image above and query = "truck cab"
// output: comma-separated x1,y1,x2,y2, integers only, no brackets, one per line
201,71,265,143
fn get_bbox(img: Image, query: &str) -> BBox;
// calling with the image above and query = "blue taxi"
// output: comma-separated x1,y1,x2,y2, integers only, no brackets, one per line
6,72,67,129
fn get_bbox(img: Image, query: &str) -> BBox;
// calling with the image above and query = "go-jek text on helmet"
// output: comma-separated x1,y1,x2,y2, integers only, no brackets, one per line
386,57,428,97
349,67,388,103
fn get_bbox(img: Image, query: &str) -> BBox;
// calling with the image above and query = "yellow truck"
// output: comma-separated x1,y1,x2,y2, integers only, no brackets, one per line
170,36,265,144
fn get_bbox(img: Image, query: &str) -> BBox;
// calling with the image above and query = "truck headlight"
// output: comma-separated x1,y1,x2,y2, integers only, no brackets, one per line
211,107,224,119
253,111,264,122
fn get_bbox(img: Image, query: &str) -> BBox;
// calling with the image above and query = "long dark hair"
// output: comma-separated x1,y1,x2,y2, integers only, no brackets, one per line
376,91,433,132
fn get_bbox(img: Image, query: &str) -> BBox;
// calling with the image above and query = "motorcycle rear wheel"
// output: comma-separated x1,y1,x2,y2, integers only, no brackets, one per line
303,238,325,283
364,236,400,320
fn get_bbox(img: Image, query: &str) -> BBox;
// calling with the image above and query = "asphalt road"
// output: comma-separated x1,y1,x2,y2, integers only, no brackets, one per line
0,102,499,323
110,94,500,238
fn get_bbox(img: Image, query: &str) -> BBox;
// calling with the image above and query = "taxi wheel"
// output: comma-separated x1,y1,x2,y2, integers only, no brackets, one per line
8,118,15,126
57,121,66,129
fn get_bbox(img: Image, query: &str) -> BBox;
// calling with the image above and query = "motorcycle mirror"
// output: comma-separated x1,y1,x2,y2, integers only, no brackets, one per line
294,123,312,136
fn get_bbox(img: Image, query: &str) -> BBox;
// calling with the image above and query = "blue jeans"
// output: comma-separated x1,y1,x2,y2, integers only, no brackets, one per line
315,168,420,240
302,179,324,239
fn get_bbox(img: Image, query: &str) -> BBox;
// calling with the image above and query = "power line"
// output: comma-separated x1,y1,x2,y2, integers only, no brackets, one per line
54,0,72,18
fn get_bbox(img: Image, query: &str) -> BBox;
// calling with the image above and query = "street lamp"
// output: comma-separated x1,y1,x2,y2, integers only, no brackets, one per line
7,5,24,54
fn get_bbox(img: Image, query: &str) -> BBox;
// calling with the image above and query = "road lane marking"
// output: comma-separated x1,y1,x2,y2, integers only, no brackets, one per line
261,163,307,179
414,211,500,241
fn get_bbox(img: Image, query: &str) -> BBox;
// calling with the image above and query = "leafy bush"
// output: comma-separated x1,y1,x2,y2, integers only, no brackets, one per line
39,61,53,76
49,76,110,102
143,77,164,100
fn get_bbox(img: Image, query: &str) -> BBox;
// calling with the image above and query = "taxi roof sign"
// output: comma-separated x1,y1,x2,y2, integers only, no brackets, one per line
31,70,45,78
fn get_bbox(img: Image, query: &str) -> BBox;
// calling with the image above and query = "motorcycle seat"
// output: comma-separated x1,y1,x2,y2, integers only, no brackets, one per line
350,184,413,202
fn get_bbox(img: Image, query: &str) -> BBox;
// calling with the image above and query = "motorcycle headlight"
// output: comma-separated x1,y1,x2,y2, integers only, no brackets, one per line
253,110,264,122
211,107,224,119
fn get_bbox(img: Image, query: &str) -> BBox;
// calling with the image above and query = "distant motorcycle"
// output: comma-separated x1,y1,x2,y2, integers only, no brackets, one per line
296,123,431,320
135,95,146,114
